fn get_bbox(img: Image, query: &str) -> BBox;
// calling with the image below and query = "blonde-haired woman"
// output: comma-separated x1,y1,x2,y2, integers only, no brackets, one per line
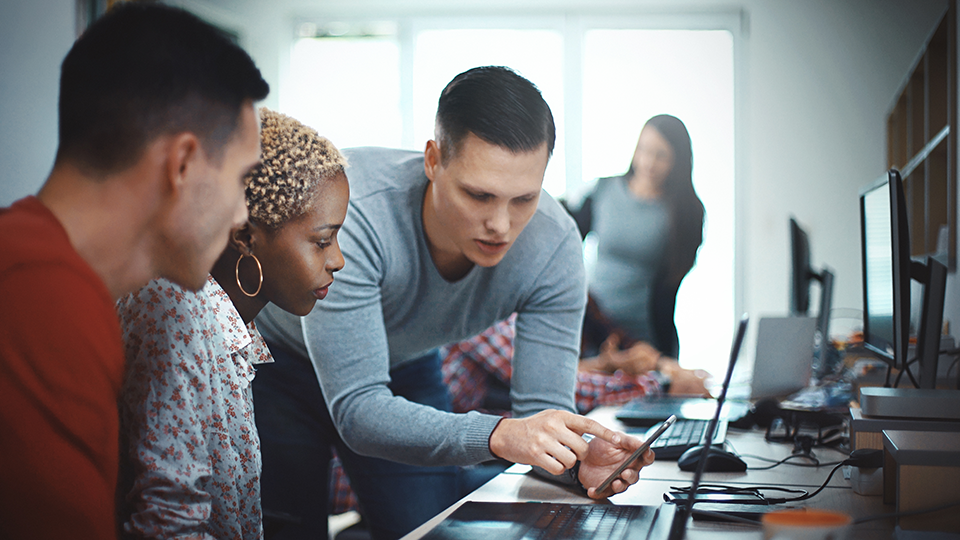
116,108,349,540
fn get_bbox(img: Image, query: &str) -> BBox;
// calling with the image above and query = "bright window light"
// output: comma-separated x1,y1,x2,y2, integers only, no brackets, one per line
284,36,402,149
413,29,566,196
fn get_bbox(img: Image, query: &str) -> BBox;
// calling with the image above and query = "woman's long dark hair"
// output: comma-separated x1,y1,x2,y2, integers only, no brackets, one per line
626,114,705,286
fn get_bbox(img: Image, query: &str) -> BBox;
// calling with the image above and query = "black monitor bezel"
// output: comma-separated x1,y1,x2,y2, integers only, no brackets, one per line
789,216,834,365
789,217,812,315
859,169,911,370
859,173,896,366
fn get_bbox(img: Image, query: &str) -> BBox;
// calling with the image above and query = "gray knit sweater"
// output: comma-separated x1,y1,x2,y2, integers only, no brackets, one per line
257,147,587,467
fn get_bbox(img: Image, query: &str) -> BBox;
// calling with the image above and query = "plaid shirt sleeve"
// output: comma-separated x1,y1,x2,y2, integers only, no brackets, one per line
443,313,662,415
441,314,516,415
574,370,661,414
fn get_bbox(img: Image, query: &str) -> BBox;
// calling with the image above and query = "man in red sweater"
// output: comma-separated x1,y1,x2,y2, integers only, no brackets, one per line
0,4,269,539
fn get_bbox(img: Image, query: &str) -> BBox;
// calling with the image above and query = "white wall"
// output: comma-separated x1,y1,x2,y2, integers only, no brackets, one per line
740,0,947,327
1,0,953,344
0,0,75,206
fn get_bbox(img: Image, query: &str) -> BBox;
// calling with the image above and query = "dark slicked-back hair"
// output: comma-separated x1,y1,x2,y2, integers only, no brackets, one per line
435,66,555,164
56,3,270,176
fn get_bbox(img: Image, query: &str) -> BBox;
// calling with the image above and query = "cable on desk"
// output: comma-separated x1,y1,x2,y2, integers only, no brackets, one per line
673,457,857,506
725,440,843,471
668,483,808,503
852,499,960,525
762,450,879,505
763,462,845,503
739,453,843,471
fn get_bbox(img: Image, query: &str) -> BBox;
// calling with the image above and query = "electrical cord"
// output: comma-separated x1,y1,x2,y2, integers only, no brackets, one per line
947,357,960,379
726,441,843,471
890,346,960,389
764,450,882,504
741,439,803,465
668,483,809,505
670,483,808,497
669,462,840,505
892,356,920,388
671,450,883,506
739,453,844,471
764,461,846,503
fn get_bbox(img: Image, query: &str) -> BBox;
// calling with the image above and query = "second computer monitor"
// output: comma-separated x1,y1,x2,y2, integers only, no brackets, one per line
789,216,834,364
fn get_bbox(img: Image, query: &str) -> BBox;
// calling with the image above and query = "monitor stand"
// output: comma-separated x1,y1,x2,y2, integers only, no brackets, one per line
860,387,960,420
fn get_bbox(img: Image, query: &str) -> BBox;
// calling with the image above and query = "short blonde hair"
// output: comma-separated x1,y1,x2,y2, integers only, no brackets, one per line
245,108,347,229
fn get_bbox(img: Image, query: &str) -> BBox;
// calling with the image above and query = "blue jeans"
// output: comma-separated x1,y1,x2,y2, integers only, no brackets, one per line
254,344,507,540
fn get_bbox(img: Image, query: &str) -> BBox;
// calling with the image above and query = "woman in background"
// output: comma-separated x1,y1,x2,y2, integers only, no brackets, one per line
116,109,349,539
571,114,708,394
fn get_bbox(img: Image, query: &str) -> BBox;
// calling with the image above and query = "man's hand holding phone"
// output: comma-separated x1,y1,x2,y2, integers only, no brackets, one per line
580,415,677,498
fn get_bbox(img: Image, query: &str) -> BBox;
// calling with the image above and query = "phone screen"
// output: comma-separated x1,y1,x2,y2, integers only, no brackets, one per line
595,414,677,493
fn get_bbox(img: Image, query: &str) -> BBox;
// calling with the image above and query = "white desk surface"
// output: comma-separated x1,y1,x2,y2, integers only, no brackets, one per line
402,407,895,539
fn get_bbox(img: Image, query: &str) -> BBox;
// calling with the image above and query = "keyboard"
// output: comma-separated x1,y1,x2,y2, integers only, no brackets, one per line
530,503,644,539
645,418,728,460
421,502,670,540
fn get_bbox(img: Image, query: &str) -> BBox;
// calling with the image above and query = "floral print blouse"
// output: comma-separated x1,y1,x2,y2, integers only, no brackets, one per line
117,276,273,540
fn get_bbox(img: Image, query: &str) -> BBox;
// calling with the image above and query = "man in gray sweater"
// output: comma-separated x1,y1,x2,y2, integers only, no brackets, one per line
254,66,653,540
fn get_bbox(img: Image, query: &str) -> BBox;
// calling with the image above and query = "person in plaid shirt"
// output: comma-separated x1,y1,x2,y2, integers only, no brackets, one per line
440,313,706,418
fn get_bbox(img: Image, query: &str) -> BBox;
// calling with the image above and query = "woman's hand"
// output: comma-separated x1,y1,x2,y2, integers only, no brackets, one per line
587,335,660,376
659,358,712,396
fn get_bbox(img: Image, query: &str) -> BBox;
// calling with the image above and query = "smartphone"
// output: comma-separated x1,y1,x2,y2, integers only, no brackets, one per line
595,414,677,493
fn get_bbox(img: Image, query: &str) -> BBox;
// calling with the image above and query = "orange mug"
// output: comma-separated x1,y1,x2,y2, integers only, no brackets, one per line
761,509,852,540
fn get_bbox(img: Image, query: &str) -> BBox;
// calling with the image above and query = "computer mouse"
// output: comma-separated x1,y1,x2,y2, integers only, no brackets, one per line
677,445,748,473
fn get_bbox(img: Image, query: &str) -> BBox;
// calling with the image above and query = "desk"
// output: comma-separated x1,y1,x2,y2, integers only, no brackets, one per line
402,407,895,539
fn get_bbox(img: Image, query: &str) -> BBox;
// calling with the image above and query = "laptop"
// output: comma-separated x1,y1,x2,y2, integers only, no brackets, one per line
615,396,749,428
420,316,750,540
615,316,815,442
748,316,816,399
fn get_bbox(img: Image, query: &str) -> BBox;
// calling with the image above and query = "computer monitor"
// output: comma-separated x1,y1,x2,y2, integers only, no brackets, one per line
789,217,835,368
859,169,946,388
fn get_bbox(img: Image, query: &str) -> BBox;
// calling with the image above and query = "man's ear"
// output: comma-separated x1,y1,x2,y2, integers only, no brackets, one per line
229,222,255,256
423,139,442,182
164,132,201,196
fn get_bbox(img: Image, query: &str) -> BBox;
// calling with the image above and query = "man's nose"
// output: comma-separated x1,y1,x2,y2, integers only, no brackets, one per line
484,205,510,234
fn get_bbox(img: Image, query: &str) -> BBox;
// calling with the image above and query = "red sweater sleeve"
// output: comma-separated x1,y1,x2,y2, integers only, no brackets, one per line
0,262,124,540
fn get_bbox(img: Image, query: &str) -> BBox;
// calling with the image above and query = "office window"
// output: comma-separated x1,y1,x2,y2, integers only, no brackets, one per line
412,29,565,195
284,28,402,149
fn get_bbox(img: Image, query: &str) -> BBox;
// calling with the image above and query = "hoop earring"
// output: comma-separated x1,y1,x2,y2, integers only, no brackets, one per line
236,253,263,297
